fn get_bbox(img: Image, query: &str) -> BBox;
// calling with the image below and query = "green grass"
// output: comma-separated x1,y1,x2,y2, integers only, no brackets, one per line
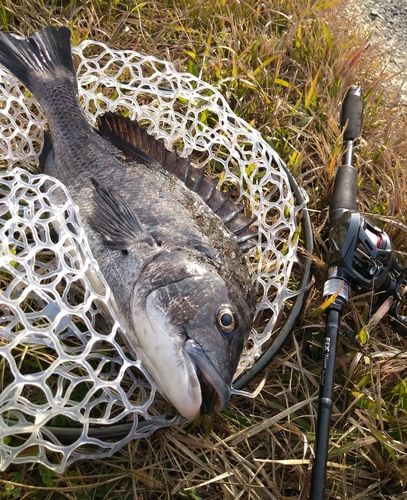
1,0,407,498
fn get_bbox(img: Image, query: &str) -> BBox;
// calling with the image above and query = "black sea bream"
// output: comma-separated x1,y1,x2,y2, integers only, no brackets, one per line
0,26,256,420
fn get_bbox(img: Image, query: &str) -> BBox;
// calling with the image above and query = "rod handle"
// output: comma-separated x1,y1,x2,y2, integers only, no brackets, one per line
340,86,363,141
329,164,358,222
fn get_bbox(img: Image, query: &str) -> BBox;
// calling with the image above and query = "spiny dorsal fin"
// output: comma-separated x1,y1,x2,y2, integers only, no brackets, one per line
96,112,256,247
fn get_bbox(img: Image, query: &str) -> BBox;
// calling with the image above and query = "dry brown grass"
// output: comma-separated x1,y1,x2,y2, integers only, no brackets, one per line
1,0,407,498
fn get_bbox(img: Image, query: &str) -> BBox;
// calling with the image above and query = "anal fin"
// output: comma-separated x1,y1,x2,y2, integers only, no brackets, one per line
38,130,54,173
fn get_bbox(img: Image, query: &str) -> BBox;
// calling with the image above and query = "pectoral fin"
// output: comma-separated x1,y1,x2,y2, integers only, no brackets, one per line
90,177,156,250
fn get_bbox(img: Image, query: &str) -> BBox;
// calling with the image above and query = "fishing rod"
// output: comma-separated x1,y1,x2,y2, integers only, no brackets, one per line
309,86,407,499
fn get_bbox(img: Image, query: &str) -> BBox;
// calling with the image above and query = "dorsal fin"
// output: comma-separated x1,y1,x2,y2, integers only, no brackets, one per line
96,112,256,248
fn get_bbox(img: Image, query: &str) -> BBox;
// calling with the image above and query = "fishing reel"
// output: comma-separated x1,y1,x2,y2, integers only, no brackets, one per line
324,210,407,335
310,85,407,500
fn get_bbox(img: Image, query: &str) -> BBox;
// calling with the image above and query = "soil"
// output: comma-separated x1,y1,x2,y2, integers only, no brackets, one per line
350,0,407,97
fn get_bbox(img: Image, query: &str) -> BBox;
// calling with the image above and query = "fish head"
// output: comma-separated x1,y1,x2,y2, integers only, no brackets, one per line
130,252,255,420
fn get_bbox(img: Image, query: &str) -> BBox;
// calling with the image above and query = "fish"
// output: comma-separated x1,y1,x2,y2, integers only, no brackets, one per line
0,26,256,420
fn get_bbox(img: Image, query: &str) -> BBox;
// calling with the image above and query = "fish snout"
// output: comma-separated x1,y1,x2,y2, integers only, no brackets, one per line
184,339,231,414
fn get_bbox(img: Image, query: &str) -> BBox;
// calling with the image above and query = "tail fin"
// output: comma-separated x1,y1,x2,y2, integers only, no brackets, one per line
0,26,76,93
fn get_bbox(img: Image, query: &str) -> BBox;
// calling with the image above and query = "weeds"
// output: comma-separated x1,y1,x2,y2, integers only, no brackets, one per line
1,0,407,498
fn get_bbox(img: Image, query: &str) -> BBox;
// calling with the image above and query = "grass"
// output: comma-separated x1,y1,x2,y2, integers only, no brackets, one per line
1,0,407,498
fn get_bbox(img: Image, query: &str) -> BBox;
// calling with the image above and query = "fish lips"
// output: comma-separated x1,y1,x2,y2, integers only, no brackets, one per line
184,338,231,414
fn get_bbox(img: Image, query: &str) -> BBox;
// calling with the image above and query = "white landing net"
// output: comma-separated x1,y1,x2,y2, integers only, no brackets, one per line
0,39,304,471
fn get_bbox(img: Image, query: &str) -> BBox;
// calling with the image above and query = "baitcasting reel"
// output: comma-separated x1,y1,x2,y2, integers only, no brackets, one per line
325,210,407,335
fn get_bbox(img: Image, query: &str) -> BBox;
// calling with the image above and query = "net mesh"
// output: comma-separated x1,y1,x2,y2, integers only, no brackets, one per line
0,39,304,471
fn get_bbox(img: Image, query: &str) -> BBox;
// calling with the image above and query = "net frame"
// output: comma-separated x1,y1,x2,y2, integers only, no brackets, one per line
0,39,307,471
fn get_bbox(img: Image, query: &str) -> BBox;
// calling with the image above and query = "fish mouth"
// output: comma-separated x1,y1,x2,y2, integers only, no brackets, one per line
184,339,231,414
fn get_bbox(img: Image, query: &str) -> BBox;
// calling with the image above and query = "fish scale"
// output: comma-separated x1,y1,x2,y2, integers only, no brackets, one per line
0,25,256,420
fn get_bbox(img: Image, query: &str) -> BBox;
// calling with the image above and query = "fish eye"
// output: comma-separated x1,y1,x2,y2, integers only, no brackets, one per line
216,306,236,334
